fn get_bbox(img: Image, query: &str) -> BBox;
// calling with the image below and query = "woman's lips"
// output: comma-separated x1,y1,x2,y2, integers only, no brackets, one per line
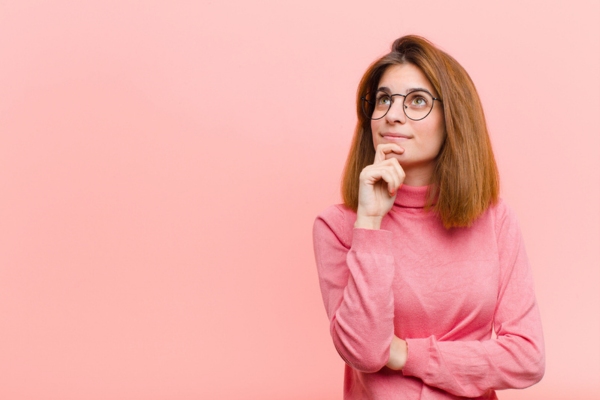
381,133,411,141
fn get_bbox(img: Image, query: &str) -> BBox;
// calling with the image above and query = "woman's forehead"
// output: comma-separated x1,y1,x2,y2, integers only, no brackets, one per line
378,64,435,94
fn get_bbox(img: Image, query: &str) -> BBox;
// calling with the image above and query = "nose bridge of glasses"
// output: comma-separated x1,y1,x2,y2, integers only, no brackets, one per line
388,94,408,117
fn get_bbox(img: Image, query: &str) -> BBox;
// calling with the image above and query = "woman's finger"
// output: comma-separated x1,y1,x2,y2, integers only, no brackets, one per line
362,164,402,196
374,143,405,163
388,158,405,189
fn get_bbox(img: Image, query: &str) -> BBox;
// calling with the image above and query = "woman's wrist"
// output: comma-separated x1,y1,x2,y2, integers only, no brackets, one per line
354,214,383,230
386,336,408,370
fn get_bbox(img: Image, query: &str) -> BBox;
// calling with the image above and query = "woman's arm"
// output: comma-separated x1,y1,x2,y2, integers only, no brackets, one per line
386,335,408,370
313,144,406,372
313,208,396,372
395,204,545,397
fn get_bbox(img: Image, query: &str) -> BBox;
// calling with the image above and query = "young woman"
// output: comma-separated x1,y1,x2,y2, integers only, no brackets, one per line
313,35,545,399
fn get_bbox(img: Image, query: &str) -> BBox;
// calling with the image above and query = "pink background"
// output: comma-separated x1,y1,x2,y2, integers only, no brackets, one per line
1,1,598,399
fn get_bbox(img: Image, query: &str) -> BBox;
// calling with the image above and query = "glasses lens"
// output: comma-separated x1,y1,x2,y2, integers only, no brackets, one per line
404,91,434,120
373,91,392,120
362,91,392,120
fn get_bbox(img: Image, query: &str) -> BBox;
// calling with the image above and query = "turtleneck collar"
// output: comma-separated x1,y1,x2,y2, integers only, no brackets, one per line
393,185,432,208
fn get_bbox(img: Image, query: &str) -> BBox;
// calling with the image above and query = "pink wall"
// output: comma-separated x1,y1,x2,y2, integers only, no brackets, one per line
1,1,598,399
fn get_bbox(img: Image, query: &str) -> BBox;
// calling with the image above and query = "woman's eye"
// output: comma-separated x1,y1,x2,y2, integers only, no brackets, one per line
377,95,391,105
409,95,428,107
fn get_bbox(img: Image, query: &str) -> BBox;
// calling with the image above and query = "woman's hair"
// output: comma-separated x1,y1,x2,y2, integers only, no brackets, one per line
341,35,499,229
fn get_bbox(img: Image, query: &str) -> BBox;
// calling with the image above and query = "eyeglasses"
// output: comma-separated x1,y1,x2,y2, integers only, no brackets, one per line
361,89,442,121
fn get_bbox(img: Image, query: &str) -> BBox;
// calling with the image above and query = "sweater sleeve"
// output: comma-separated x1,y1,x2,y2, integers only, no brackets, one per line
313,205,396,373
401,203,545,397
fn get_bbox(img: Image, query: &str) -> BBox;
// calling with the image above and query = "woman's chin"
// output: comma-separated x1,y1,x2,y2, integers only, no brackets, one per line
384,152,406,163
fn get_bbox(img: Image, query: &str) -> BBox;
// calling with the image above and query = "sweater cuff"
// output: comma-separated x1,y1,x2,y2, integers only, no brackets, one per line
402,337,432,379
351,228,393,255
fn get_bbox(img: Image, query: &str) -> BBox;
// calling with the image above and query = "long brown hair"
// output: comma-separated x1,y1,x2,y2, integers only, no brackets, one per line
341,35,499,228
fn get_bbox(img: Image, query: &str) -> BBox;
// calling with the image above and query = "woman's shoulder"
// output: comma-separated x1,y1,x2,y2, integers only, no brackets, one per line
316,203,355,220
481,198,522,236
313,203,356,246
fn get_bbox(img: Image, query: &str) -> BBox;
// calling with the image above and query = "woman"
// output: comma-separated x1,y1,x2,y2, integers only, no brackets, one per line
313,35,545,399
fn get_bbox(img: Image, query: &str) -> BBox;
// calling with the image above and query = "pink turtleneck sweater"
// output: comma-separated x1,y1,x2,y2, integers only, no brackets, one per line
313,185,544,399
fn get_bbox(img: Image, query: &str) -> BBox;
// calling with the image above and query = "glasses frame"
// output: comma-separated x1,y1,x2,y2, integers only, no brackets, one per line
361,89,442,121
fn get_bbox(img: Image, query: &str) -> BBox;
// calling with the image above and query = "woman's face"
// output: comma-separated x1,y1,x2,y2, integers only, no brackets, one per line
370,63,445,186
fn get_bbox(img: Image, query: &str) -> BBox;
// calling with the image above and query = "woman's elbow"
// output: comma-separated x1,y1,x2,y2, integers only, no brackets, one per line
331,336,388,373
329,318,392,373
518,344,545,387
527,354,545,385
335,346,387,373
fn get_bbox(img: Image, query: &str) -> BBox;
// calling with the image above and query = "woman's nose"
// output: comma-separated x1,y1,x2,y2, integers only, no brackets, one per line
385,99,407,124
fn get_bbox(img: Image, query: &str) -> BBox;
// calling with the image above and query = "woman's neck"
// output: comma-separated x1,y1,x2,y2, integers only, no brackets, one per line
401,164,434,187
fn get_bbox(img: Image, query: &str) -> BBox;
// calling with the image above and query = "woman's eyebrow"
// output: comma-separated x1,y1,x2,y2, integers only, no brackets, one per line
377,86,392,93
377,86,431,94
405,87,431,94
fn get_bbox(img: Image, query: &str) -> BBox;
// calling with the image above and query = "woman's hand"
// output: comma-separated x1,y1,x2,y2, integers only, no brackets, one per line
386,335,408,370
355,143,405,229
